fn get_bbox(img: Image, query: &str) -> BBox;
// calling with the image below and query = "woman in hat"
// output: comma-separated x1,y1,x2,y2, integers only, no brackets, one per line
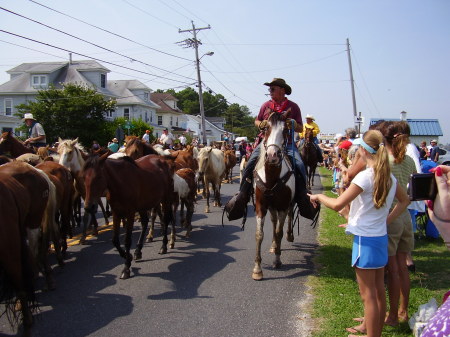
23,113,47,148
107,138,119,153
299,114,323,163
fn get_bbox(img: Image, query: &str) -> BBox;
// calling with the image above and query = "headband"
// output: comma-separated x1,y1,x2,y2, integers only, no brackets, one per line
360,138,377,154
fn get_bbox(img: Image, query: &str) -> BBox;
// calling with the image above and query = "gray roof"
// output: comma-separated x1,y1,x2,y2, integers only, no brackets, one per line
107,80,160,108
369,118,443,136
0,60,113,96
7,60,110,74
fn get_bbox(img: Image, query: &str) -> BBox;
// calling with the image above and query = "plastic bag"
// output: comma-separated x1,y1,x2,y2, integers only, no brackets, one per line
408,298,438,337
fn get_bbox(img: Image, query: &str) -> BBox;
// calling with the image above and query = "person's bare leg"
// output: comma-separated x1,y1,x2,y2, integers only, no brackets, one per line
355,267,382,337
385,256,400,326
397,252,410,321
375,267,387,333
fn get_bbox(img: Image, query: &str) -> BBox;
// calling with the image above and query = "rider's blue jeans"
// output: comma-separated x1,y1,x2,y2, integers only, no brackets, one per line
240,142,306,191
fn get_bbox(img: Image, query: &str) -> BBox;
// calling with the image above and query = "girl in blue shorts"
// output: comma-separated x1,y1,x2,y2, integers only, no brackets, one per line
309,130,410,337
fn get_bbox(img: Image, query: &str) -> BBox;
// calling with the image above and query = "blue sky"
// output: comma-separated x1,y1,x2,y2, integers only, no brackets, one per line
1,0,449,143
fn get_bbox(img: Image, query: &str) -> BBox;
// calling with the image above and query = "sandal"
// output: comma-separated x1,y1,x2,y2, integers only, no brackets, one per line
346,326,366,334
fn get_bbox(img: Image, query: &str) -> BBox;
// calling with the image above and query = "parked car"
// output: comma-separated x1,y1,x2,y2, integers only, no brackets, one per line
438,152,450,166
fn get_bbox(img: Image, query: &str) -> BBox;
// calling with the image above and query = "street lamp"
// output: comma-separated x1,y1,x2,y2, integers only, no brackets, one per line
196,51,214,145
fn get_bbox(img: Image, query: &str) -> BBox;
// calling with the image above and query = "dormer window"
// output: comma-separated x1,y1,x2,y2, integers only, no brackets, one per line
100,74,106,88
143,92,149,101
31,75,47,88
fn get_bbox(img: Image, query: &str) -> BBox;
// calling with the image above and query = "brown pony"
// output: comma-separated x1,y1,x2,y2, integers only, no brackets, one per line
223,149,237,183
0,172,36,337
0,131,35,157
0,161,61,290
125,138,197,242
36,161,75,255
252,111,295,281
82,154,174,279
300,127,319,189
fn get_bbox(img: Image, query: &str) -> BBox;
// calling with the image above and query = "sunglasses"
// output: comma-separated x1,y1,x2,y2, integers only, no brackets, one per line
268,87,278,92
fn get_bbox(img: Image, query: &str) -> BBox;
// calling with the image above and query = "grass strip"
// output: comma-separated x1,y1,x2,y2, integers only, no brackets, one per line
309,167,450,336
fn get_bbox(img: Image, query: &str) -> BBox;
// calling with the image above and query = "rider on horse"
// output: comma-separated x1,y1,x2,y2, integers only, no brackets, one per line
225,78,317,221
299,114,323,163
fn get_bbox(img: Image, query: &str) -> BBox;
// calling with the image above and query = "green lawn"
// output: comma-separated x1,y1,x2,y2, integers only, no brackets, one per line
309,167,450,337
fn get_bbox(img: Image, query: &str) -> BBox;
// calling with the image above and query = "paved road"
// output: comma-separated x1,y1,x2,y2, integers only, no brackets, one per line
1,166,321,337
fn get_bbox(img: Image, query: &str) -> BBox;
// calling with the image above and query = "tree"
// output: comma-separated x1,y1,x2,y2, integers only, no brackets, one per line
224,103,257,140
16,83,116,147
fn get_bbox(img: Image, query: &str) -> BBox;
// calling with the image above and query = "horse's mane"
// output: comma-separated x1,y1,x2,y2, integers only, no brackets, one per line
127,137,159,156
58,139,86,153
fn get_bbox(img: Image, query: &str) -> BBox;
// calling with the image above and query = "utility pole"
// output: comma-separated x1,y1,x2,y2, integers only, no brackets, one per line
346,38,358,131
179,21,211,145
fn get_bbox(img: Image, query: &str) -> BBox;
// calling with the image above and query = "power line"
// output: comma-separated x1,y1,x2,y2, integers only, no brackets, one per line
0,29,193,85
28,0,191,61
1,6,196,83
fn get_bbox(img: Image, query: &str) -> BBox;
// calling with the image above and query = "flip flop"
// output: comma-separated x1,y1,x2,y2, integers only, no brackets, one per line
346,326,366,334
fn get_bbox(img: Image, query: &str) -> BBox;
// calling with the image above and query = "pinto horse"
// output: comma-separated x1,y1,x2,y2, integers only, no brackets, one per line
0,172,36,337
0,131,34,157
252,111,295,281
82,154,174,279
197,147,226,213
300,127,319,189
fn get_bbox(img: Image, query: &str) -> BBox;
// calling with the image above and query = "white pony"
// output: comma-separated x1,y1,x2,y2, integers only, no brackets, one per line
197,146,225,213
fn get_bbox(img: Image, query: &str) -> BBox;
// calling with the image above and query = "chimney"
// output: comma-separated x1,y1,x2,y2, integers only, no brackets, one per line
400,111,407,121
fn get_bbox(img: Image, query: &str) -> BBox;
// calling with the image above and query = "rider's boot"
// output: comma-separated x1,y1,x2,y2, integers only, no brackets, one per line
224,175,253,221
315,143,324,163
295,172,321,225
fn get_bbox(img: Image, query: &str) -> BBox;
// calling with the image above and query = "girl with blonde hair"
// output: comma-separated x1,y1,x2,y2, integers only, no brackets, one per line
309,130,410,337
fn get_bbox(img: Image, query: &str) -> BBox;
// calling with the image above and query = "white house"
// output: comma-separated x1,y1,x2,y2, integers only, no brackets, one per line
0,59,116,134
185,114,230,145
107,79,160,126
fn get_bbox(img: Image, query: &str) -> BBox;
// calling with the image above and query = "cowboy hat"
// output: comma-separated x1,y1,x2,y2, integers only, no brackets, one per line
112,138,118,143
430,139,437,143
23,113,36,121
305,114,315,120
263,78,292,95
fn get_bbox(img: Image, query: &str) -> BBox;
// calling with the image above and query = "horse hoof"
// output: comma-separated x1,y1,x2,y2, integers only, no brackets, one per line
120,270,131,279
92,229,99,236
273,261,282,269
204,207,210,213
170,243,175,249
146,236,153,243
269,247,276,253
252,272,263,281
158,247,167,255
79,237,88,245
286,234,294,242
134,251,142,260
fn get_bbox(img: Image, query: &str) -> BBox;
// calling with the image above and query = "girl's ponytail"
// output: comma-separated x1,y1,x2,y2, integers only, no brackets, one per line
363,130,392,208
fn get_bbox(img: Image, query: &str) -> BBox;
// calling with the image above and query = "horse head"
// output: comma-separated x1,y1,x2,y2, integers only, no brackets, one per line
58,138,85,173
304,127,314,142
263,111,288,166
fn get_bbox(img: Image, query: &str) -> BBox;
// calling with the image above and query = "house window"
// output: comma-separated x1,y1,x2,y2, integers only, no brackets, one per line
31,75,47,87
105,110,113,118
100,74,106,88
176,117,179,127
124,108,130,120
157,116,163,126
2,127,13,133
4,98,12,115
143,92,149,101
170,116,173,126
145,112,148,122
150,112,153,123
